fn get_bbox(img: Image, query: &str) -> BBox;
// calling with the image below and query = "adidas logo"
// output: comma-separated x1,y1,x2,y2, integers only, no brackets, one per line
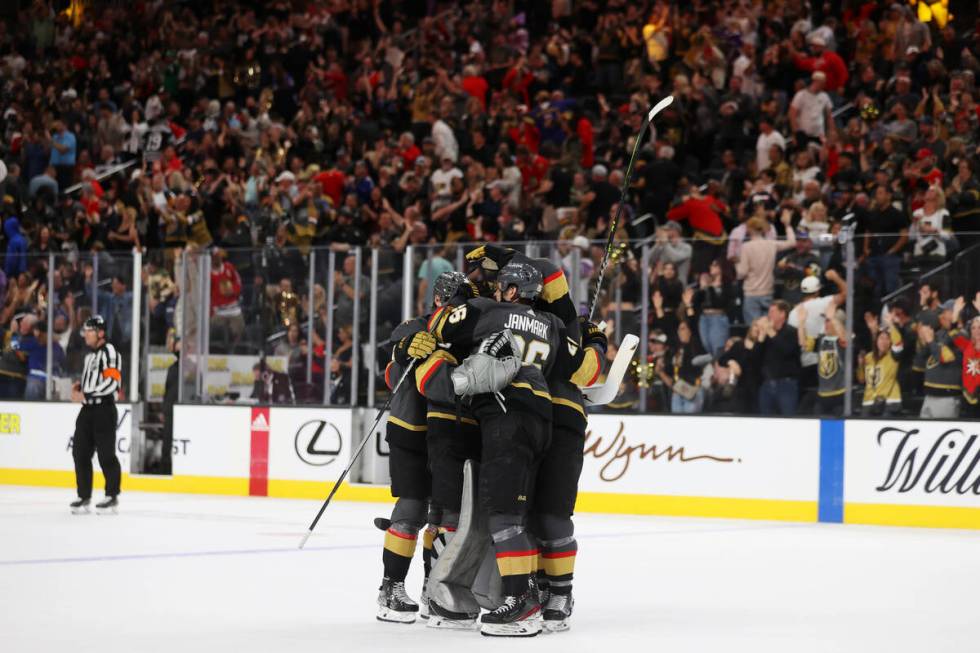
251,413,270,431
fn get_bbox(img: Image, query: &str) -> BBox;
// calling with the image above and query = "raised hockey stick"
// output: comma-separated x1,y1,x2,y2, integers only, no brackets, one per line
588,95,674,322
582,333,639,406
298,359,417,549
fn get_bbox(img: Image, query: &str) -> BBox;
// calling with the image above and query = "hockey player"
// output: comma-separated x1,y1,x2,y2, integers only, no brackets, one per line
375,310,430,624
465,245,607,632
375,272,475,623
410,262,587,637
416,278,484,630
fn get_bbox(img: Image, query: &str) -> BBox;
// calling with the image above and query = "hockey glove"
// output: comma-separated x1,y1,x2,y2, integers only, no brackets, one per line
464,244,511,271
450,352,521,396
395,331,437,364
579,317,608,355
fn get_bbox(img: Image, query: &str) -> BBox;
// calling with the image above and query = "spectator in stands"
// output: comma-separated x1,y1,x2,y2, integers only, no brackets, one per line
736,213,796,323
22,320,63,400
860,310,905,417
209,249,244,351
789,72,834,145
656,319,705,414
790,35,849,96
953,303,980,417
649,221,692,282
695,259,733,358
3,217,28,279
665,184,728,276
862,185,909,299
48,119,77,191
754,301,802,416
799,300,847,417
917,299,963,418
910,185,954,264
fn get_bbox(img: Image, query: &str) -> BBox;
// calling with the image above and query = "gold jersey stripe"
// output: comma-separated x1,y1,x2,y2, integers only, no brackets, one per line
552,396,586,417
510,381,552,401
571,347,601,387
541,270,570,303
428,411,479,426
388,416,427,432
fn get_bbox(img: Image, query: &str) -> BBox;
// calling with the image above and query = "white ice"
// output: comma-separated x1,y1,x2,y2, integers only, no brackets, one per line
0,486,976,653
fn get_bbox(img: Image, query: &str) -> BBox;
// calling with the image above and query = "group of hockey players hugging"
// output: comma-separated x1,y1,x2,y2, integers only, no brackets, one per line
375,245,608,637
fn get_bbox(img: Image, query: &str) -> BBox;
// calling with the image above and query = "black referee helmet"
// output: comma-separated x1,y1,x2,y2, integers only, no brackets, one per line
83,315,107,332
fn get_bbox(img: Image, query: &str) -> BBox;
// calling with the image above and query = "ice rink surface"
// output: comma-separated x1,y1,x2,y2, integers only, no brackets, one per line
0,486,976,653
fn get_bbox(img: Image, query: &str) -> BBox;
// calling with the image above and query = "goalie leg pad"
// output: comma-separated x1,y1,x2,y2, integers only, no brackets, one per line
426,460,486,616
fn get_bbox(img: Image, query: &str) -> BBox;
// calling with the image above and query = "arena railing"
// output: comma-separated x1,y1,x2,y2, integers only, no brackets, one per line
7,232,978,418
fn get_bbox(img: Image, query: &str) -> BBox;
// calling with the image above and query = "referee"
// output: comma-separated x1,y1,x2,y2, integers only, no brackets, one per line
70,315,123,515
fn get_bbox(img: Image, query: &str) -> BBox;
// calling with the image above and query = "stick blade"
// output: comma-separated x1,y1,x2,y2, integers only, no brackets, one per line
583,334,639,406
647,95,675,122
298,530,313,550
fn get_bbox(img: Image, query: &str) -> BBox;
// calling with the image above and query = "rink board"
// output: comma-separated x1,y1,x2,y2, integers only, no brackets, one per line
2,404,980,529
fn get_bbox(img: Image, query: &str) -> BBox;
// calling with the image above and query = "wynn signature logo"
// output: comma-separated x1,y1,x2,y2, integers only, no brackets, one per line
876,427,980,495
583,421,737,482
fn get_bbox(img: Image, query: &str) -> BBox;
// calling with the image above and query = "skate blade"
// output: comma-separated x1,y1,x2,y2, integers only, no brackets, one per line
70,506,91,515
95,506,118,515
376,606,417,624
427,615,478,630
542,619,570,633
479,617,542,637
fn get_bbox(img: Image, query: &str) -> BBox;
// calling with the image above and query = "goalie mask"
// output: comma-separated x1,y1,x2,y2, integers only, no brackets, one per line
433,271,469,306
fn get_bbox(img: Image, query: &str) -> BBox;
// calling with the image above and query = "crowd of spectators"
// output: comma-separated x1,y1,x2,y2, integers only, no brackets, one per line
0,0,978,414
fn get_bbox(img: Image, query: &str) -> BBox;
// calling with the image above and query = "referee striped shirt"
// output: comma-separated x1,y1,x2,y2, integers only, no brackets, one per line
81,343,122,402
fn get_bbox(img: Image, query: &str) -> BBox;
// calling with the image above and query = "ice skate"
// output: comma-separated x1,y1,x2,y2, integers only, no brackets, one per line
376,578,418,624
542,591,574,633
426,598,478,630
70,498,91,515
95,496,118,515
479,591,542,637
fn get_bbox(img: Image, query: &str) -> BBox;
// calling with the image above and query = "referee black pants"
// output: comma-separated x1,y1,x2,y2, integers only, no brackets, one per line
72,403,121,500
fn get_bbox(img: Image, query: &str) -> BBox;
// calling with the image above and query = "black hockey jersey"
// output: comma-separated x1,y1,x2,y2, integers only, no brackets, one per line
384,317,428,436
493,248,602,424
418,297,573,419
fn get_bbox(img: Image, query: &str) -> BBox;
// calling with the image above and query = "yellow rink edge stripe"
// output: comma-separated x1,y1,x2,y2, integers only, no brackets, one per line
4,468,979,529
574,492,816,521
0,468,811,520
844,502,980,530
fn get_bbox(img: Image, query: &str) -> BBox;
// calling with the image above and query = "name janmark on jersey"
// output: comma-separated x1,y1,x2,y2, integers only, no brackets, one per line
504,313,550,340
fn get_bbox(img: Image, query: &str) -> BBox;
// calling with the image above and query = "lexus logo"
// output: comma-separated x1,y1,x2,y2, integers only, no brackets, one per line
294,420,343,466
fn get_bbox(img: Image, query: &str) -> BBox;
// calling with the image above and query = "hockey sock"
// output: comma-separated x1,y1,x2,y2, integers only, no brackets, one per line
541,536,577,595
491,530,538,597
382,525,418,582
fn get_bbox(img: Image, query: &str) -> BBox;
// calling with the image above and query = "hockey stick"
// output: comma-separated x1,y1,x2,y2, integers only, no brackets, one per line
298,358,417,549
582,333,639,405
587,95,674,322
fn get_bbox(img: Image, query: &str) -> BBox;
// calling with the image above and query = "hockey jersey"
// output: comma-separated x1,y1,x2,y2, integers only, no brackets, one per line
915,328,962,396
473,246,603,425
385,317,428,437
952,333,980,405
419,297,574,420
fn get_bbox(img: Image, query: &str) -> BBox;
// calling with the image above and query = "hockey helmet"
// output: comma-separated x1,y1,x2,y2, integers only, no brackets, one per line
433,271,468,306
496,262,542,301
